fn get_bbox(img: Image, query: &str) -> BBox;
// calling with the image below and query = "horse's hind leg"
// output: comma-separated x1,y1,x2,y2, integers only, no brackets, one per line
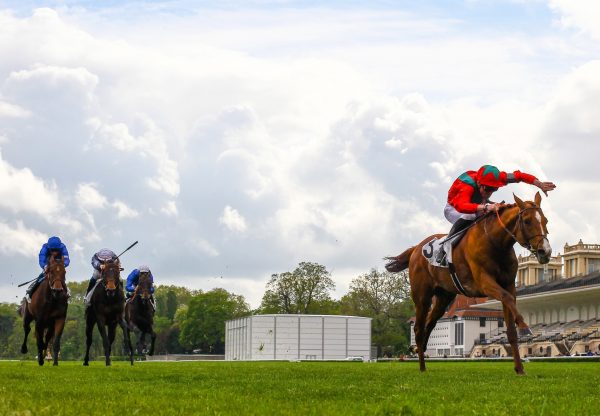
424,291,457,349
412,288,433,372
21,311,33,354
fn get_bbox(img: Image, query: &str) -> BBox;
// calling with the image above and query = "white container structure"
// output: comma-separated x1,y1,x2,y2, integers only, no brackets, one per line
225,314,372,361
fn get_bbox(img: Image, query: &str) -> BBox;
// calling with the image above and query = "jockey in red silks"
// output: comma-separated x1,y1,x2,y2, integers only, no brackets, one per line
435,165,556,263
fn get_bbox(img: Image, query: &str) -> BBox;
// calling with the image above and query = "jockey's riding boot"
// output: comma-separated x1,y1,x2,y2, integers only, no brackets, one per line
85,278,96,296
448,218,473,240
436,219,474,264
25,273,44,303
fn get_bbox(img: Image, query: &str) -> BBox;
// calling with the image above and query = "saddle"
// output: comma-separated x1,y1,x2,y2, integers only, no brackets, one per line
421,230,470,296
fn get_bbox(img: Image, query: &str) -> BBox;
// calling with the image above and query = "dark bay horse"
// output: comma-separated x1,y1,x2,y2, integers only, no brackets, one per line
386,193,551,375
125,271,156,356
83,261,133,366
20,256,68,366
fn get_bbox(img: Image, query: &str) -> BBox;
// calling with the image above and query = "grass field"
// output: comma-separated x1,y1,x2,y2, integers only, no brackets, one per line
1,360,599,415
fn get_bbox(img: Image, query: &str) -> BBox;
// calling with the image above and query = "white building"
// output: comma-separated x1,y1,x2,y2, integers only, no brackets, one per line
225,314,372,361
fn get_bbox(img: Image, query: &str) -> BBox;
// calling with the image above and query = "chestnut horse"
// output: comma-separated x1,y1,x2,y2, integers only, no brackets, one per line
83,261,133,366
20,256,68,366
386,193,551,375
125,271,156,356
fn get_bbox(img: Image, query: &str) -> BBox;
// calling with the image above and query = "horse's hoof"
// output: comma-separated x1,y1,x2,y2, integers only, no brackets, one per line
83,362,89,366
519,327,533,337
53,362,58,366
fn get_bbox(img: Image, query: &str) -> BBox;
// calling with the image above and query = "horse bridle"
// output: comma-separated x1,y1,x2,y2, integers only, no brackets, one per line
46,265,66,293
495,206,549,256
101,265,120,291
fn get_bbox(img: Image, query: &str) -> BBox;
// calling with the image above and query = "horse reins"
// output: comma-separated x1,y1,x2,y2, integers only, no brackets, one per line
495,206,548,256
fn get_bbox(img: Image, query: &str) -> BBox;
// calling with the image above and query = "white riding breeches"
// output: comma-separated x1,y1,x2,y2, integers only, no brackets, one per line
444,203,478,224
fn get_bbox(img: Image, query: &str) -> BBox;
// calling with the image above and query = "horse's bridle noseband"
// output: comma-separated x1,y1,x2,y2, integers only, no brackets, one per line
495,206,549,256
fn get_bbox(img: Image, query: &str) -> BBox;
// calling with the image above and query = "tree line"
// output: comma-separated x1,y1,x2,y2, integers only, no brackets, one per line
0,263,413,360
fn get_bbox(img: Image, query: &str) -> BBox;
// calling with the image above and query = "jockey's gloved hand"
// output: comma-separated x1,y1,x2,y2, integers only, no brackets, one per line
533,179,557,196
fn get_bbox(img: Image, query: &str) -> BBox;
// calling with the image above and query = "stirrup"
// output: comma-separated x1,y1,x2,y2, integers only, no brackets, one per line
435,248,446,263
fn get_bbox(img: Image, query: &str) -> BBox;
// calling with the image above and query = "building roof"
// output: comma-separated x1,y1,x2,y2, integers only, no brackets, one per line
516,271,600,296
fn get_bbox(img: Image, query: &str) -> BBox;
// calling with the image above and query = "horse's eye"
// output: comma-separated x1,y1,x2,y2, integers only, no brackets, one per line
524,219,531,225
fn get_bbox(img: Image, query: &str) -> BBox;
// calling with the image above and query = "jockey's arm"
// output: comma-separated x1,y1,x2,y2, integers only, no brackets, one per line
125,269,138,292
38,245,48,269
532,179,556,196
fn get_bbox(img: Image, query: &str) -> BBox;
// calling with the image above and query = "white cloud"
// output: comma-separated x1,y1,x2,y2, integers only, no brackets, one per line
0,150,61,218
76,183,107,210
0,2,598,306
550,0,600,40
0,100,30,118
161,201,178,217
219,206,248,232
112,200,139,219
192,238,220,257
0,221,46,257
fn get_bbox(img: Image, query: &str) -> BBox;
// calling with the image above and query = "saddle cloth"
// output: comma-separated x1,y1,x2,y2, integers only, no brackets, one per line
421,234,461,268
84,280,102,306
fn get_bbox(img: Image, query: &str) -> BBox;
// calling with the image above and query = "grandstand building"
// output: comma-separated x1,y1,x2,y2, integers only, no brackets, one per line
411,240,600,358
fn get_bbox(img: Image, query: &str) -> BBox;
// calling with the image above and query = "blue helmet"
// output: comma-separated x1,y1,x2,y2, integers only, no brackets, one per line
47,236,62,250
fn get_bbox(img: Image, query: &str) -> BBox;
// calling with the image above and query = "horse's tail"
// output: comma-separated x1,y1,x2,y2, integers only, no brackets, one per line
384,246,416,273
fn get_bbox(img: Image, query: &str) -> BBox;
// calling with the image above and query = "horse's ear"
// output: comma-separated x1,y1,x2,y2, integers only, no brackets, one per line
513,193,525,209
534,191,542,206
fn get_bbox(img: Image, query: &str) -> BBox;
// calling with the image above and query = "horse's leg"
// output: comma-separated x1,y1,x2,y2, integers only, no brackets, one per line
107,322,117,366
479,275,530,335
120,318,134,365
21,311,33,354
34,321,45,366
412,288,433,372
423,292,457,349
52,318,66,366
96,317,110,366
83,311,95,366
139,331,146,355
149,328,156,356
502,284,526,375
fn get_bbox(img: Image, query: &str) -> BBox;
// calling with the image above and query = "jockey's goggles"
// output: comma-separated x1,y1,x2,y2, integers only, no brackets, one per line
481,185,498,193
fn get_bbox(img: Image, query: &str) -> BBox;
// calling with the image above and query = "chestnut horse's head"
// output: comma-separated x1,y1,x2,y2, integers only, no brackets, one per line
137,270,152,302
101,261,121,296
46,255,66,298
513,192,552,264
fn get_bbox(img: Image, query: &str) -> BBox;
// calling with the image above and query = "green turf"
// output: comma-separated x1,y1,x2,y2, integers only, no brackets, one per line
0,360,599,415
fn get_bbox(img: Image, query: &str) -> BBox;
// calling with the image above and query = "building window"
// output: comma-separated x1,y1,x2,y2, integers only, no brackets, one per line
455,322,464,346
588,259,600,274
479,333,486,343
479,317,486,327
498,318,504,328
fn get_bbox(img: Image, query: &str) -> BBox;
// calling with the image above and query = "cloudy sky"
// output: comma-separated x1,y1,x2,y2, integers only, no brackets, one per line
0,0,599,307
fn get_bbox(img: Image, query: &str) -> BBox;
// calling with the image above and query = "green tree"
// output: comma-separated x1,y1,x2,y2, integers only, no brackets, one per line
178,289,250,354
340,269,414,356
259,262,335,314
